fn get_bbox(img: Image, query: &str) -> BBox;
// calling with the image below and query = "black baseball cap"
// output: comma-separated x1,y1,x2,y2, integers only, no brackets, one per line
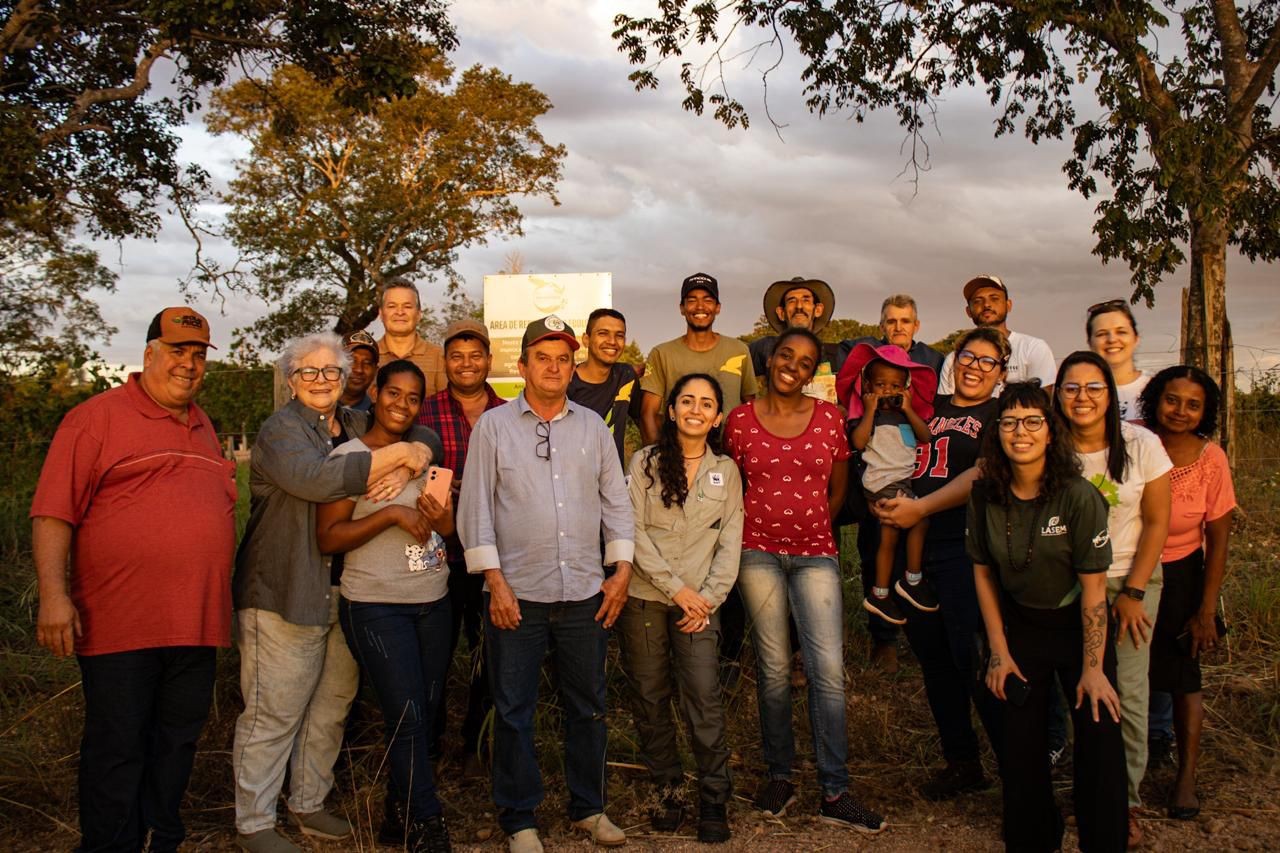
680,272,719,302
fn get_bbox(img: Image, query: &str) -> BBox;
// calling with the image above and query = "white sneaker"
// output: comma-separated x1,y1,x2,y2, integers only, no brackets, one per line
571,812,627,846
508,827,544,853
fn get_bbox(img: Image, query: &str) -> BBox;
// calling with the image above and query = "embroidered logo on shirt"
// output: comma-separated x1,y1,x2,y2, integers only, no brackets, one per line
709,472,724,487
1040,516,1068,536
1092,529,1111,549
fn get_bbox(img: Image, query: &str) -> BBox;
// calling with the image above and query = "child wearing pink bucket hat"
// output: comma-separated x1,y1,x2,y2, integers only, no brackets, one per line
836,342,938,625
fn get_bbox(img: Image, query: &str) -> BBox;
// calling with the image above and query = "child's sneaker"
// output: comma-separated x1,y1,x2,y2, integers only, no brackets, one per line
818,792,885,834
895,577,940,612
863,593,907,626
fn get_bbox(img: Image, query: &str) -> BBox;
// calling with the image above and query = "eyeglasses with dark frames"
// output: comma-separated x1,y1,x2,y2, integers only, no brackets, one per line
535,420,551,461
956,349,1005,373
1059,381,1108,399
998,415,1047,432
292,366,343,382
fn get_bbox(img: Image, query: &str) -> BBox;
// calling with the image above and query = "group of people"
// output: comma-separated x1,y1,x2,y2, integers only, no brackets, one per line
31,271,1236,853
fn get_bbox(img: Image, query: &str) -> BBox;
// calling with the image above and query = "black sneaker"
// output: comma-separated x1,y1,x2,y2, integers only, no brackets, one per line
407,814,451,853
895,577,940,612
920,760,991,801
696,800,731,844
650,791,684,832
863,594,907,626
818,792,885,834
754,779,797,817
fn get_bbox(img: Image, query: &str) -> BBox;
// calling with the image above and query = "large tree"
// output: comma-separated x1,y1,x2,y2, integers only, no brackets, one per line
0,0,456,244
614,1,1280,453
0,0,456,364
200,51,566,351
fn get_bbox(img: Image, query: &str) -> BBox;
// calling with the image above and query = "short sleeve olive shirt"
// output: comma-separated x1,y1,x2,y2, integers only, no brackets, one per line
966,476,1113,609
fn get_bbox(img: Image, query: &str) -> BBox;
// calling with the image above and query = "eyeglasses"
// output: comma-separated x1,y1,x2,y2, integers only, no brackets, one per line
292,366,343,382
1059,381,1108,399
998,415,1046,432
956,349,1004,373
535,420,551,461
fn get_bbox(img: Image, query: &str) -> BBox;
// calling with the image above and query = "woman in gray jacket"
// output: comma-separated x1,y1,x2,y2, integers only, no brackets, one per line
619,373,743,845
231,332,439,853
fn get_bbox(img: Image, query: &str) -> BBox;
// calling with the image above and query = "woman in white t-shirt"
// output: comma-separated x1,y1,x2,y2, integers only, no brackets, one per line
1054,350,1171,849
316,360,453,852
1086,299,1149,420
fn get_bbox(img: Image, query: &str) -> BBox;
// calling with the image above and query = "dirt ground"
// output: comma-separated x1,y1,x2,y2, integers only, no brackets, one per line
6,642,1277,852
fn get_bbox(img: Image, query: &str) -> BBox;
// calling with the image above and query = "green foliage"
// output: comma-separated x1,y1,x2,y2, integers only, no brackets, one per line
0,364,118,557
613,2,1280,304
200,52,566,351
197,361,274,443
618,340,645,365
929,328,969,355
0,0,457,246
0,221,117,369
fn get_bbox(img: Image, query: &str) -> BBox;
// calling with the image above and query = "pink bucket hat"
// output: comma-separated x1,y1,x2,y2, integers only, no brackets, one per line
836,341,937,421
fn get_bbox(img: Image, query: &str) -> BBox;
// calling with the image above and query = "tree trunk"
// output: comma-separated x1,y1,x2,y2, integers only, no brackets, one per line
1180,214,1235,461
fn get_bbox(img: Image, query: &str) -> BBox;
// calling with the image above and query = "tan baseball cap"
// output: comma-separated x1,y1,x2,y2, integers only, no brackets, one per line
443,319,491,349
146,307,216,348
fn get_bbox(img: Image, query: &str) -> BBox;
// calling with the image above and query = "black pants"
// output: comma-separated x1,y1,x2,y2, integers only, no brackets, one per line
437,559,493,755
902,540,1003,766
1001,600,1127,853
76,646,216,853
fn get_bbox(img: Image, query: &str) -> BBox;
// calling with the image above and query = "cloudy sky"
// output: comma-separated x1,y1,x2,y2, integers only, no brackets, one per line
91,0,1276,379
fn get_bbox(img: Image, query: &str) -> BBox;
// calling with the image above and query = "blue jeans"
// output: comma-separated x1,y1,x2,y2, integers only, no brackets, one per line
485,593,609,835
901,539,1004,768
738,549,849,796
77,647,216,853
339,597,452,820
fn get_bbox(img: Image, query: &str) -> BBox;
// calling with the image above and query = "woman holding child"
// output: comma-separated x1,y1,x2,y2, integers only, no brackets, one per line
872,326,1010,799
724,328,884,834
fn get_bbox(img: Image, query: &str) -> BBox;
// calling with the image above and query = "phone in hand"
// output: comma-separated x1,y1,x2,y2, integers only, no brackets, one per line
1004,675,1032,707
423,466,454,507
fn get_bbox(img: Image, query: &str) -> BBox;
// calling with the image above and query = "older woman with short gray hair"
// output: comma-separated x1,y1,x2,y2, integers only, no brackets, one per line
231,331,442,853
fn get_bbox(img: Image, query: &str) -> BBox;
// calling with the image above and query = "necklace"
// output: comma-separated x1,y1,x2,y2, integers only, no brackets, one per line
683,449,707,461
1005,500,1044,573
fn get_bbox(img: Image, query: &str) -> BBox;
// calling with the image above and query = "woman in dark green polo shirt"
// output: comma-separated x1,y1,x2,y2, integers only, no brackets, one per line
968,382,1127,852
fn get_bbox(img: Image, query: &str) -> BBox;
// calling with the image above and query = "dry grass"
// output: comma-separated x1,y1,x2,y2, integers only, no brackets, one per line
2,448,1278,850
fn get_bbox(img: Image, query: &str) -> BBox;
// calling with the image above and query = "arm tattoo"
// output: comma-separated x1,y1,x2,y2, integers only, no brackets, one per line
988,652,1002,671
1083,601,1107,668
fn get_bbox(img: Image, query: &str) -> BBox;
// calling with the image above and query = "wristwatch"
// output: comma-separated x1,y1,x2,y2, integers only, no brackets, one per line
1121,586,1146,601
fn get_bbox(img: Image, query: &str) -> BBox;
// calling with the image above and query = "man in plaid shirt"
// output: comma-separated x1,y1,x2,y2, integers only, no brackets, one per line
416,318,505,777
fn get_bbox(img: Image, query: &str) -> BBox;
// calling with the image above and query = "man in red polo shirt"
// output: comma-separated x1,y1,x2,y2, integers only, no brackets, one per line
31,307,236,853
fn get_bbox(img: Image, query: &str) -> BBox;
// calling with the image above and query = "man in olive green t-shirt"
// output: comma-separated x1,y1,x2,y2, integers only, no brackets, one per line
639,272,758,445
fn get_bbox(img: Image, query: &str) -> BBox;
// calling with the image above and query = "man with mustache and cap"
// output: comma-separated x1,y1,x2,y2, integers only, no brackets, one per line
31,307,236,853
